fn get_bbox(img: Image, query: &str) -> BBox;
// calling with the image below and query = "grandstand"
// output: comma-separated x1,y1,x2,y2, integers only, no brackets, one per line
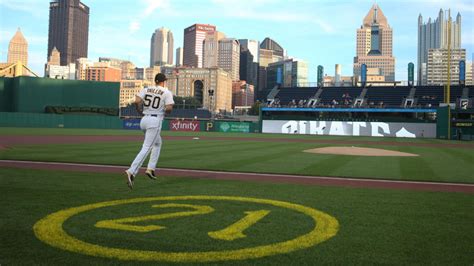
260,85,472,109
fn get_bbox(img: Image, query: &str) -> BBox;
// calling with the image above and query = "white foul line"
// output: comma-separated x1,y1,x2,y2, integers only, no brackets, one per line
1,159,473,188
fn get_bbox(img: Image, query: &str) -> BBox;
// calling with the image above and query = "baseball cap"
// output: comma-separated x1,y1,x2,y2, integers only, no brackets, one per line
155,73,167,83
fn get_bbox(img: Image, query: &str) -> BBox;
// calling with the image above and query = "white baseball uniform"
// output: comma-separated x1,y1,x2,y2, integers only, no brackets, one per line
127,85,174,176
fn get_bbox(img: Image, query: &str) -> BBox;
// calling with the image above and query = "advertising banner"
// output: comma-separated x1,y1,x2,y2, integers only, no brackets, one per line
262,120,436,138
408,62,414,86
459,60,466,85
277,67,283,85
123,119,141,130
218,122,250,133
170,119,200,132
361,64,367,84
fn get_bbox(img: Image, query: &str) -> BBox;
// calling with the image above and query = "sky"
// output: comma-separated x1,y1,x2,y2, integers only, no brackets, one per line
0,0,473,82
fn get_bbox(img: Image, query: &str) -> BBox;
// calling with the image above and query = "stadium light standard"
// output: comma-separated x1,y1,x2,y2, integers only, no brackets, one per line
242,84,249,115
245,84,248,107
208,89,215,118
183,99,186,110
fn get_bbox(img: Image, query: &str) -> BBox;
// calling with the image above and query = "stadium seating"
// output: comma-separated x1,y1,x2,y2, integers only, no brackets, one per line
365,86,411,107
319,87,363,106
263,85,467,108
273,87,317,106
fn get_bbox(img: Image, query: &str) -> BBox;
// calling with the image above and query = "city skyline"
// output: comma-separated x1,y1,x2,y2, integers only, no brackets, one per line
1,0,473,81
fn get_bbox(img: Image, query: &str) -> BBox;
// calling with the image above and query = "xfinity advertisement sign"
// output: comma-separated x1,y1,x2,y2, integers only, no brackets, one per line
262,120,436,138
170,120,200,132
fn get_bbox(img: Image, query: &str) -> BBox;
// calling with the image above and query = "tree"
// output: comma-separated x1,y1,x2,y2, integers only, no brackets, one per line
173,96,202,109
249,100,262,115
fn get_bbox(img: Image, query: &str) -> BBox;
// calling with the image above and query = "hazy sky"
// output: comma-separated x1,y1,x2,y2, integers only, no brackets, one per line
1,0,473,81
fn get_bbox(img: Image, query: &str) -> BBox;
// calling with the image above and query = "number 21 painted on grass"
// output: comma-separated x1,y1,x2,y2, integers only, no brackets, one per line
95,203,270,241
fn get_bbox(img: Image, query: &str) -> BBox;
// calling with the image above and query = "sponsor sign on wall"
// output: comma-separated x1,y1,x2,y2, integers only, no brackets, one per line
170,120,200,132
123,119,141,130
262,120,436,138
218,122,250,133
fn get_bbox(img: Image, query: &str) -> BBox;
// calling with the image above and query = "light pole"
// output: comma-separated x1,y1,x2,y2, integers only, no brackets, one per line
183,99,186,109
208,89,214,118
244,84,249,108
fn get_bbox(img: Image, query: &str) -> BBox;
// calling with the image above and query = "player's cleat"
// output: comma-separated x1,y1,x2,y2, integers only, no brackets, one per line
145,169,157,180
125,170,134,189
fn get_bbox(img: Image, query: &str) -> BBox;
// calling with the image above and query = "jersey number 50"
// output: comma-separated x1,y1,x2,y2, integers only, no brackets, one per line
144,95,161,109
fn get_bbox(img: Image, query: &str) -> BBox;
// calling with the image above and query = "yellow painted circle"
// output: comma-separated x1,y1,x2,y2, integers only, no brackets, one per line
34,196,339,262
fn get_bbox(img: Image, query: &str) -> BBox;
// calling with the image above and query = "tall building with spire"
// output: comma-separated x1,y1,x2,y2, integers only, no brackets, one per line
353,4,395,82
418,10,462,85
48,47,61,66
150,27,174,67
47,0,89,66
7,28,28,66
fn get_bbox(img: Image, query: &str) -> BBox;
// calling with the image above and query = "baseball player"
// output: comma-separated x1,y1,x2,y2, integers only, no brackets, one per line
125,73,174,189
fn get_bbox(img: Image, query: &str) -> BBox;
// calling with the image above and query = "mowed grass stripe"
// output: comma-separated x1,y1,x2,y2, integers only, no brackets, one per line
437,147,474,166
297,154,355,177
399,146,437,181
323,153,403,179
204,142,305,170
428,147,474,183
163,139,236,152
162,140,264,162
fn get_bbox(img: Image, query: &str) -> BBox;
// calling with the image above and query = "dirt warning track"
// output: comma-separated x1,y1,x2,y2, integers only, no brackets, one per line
1,160,473,193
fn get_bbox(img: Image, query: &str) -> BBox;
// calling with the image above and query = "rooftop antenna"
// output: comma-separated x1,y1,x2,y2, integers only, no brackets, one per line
373,2,378,24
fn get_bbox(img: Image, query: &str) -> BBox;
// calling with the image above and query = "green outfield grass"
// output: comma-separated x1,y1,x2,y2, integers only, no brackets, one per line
0,127,466,144
0,167,472,265
0,128,473,183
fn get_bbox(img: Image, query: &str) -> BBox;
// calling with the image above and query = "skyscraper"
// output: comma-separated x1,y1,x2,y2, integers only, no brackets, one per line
218,38,240,81
7,28,28,66
427,48,466,85
418,10,462,85
353,4,395,82
47,0,89,66
176,47,183,67
150,27,174,67
203,31,226,68
258,37,285,90
239,39,259,87
183,24,216,68
266,58,308,88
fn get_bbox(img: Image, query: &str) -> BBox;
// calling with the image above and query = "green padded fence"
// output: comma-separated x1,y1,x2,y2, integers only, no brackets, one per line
0,77,119,113
0,112,122,129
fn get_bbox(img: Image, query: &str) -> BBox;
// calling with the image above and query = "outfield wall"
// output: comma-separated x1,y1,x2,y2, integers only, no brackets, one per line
0,112,122,129
0,113,258,132
123,118,259,133
262,120,436,138
260,107,439,138
0,77,119,113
